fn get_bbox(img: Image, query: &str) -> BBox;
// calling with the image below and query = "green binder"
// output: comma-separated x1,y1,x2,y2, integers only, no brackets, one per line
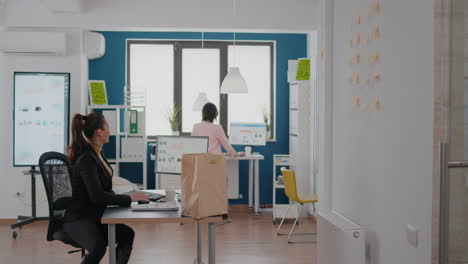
129,110,138,134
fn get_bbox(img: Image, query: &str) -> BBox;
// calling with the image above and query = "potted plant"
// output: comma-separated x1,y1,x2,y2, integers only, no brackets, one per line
262,107,271,139
167,105,181,135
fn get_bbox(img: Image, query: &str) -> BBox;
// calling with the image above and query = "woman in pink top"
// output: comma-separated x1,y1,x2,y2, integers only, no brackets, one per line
192,103,242,157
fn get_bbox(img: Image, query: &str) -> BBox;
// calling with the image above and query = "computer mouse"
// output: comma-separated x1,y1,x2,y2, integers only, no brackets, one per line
138,200,150,204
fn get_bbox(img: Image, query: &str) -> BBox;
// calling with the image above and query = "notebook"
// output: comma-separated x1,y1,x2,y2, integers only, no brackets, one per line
130,200,179,211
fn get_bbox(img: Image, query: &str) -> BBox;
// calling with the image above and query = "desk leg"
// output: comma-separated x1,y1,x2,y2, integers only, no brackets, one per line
254,160,260,215
248,160,253,213
208,223,216,264
195,223,203,264
108,224,116,264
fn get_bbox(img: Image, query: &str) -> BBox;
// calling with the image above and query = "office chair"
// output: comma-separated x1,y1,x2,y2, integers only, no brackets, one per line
276,167,318,244
39,151,85,257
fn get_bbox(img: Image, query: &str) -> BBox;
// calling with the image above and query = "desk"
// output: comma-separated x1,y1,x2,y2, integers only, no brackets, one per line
102,204,222,264
226,154,264,215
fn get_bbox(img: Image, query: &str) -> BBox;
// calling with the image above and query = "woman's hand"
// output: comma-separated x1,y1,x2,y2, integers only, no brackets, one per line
129,192,151,202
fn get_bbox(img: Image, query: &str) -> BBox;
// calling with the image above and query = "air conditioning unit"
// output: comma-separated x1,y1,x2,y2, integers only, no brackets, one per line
0,31,67,56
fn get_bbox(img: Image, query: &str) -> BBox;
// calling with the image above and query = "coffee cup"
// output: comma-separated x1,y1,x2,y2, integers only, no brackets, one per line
162,189,175,202
245,146,252,156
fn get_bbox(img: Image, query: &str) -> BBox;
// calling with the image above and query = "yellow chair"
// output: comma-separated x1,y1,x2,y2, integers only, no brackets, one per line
276,167,318,243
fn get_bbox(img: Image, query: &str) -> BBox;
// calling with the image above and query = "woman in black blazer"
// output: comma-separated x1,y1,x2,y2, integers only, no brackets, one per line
64,113,150,264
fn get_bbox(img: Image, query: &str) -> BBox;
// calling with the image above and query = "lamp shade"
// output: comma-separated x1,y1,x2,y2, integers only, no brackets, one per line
220,67,248,94
192,92,209,111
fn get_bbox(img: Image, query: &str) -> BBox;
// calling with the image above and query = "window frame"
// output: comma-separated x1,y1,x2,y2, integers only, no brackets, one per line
126,39,275,139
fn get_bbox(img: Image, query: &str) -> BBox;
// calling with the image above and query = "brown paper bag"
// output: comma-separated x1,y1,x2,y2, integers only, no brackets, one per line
181,153,228,219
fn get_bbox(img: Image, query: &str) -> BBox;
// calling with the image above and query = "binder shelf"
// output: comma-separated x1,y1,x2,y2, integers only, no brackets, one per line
87,105,147,188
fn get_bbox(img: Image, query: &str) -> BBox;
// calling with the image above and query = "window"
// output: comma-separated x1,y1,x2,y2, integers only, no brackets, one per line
127,40,275,139
128,44,174,136
182,48,220,132
227,45,272,134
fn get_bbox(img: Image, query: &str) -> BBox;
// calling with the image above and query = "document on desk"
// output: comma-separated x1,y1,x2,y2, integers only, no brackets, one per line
130,201,179,211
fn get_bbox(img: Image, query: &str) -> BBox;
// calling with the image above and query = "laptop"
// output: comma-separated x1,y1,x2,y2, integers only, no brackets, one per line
130,200,179,211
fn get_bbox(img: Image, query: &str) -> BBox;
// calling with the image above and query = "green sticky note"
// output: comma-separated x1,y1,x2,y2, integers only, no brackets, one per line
296,59,311,80
89,81,108,105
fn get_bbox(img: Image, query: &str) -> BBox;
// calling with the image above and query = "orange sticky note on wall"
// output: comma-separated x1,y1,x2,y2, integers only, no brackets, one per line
354,33,361,46
373,26,381,39
369,52,380,64
373,99,381,110
374,2,381,13
374,73,381,81
352,96,361,107
352,72,360,84
373,52,380,63
355,15,361,25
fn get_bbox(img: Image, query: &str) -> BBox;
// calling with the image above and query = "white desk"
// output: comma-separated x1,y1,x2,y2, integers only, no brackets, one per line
226,153,264,215
102,202,222,264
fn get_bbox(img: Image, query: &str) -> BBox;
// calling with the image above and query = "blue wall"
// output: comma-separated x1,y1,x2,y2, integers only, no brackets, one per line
89,31,307,205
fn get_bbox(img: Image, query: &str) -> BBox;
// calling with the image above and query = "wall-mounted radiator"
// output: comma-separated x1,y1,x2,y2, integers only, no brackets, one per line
317,211,366,264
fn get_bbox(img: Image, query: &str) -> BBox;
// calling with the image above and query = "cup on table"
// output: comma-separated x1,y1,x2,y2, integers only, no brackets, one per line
245,146,252,156
162,189,175,202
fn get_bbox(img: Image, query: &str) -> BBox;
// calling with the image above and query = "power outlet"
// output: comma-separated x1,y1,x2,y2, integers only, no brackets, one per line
239,193,243,199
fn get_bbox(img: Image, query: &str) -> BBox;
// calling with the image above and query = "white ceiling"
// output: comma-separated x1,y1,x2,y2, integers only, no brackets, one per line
5,0,319,32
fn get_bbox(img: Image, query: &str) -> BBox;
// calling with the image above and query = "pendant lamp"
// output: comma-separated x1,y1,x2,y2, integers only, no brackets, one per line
192,91,209,111
220,67,248,94
220,0,248,94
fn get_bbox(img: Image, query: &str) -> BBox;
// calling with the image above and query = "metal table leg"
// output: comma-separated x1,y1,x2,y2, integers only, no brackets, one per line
254,160,260,215
248,160,253,213
108,224,116,264
208,223,216,264
195,223,203,264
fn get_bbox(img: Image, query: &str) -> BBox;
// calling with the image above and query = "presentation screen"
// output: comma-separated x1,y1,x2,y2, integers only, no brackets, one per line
14,72,70,167
229,122,267,146
155,136,208,175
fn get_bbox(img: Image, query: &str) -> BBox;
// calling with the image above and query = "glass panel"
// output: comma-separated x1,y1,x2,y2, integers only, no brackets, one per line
129,44,174,136
182,48,220,133
227,45,271,136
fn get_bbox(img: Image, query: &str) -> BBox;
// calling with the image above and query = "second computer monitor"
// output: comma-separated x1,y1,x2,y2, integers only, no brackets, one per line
229,122,267,146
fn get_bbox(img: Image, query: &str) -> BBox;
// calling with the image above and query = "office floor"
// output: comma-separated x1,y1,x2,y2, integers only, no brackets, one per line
0,209,316,264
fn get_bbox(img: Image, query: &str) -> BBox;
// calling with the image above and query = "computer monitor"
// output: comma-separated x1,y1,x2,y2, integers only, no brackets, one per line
229,122,267,146
154,136,209,175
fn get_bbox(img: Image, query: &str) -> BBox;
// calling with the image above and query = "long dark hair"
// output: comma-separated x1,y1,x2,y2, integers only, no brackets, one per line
67,112,105,166
202,102,218,122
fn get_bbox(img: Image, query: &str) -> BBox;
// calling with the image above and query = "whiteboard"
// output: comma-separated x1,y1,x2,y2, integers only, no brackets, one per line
155,136,208,175
13,72,70,167
229,122,267,146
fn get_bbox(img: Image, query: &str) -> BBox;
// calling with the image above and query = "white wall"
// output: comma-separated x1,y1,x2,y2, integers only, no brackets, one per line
5,0,318,31
322,0,434,263
0,29,87,218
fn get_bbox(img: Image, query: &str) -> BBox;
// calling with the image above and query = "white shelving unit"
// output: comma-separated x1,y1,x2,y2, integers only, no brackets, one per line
272,154,299,223
289,80,311,217
87,105,147,188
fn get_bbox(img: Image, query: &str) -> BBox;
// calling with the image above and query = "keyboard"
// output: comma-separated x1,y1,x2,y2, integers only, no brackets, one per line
130,200,179,211
123,191,166,202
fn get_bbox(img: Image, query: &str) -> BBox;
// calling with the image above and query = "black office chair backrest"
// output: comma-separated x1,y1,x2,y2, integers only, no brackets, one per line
39,151,73,242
